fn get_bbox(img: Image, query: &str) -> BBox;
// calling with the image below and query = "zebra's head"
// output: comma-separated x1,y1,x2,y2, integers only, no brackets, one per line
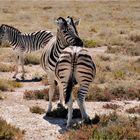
66,16,80,36
0,25,7,46
55,17,83,47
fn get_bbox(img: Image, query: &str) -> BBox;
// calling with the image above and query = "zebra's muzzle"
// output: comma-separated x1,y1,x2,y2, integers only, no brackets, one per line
73,37,83,47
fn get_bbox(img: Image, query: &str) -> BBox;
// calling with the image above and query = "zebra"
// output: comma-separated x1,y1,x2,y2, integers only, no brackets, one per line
41,17,83,113
0,24,53,79
55,40,96,127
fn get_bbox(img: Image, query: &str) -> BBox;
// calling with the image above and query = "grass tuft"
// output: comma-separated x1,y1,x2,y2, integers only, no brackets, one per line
0,79,22,91
126,106,140,114
0,117,24,140
0,63,15,72
30,106,45,114
24,53,40,65
103,103,120,110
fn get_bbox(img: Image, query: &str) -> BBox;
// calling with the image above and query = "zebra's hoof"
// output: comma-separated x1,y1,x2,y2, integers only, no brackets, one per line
57,103,64,108
83,118,92,125
21,76,25,80
12,76,16,79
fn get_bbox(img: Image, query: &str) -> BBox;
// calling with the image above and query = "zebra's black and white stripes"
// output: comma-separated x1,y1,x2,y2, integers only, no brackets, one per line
55,30,96,127
40,17,83,112
0,24,53,79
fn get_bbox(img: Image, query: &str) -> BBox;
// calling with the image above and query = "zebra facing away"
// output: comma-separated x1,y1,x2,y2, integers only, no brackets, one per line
0,24,53,79
55,41,96,127
41,17,83,113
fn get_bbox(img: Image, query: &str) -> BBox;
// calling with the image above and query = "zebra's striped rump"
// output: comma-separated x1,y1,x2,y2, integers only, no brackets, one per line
55,46,96,104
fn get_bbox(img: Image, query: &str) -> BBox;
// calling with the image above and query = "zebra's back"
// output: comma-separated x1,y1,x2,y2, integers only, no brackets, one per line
55,46,96,86
19,30,53,53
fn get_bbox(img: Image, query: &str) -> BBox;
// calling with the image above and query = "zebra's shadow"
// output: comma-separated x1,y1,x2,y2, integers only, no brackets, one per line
43,115,67,134
15,78,42,83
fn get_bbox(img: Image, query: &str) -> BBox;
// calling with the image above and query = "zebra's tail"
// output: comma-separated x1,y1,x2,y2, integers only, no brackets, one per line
65,71,74,104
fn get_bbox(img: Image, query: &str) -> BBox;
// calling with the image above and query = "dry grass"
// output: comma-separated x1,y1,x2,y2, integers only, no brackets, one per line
23,87,59,101
60,112,140,140
24,52,41,65
103,103,120,110
0,117,24,140
126,106,140,114
0,79,22,91
0,63,15,72
30,106,45,114
23,89,49,100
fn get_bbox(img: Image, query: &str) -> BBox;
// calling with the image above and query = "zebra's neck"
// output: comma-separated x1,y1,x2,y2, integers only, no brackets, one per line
54,32,67,58
4,25,21,47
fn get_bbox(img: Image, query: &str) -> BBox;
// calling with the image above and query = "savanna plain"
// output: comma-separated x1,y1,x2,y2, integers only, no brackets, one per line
0,0,140,140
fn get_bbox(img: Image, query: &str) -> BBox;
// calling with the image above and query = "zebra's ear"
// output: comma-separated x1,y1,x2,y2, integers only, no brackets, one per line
74,19,80,26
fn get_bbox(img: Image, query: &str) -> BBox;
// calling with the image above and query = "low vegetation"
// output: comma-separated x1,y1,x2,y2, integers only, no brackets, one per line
126,106,140,114
0,117,24,140
0,79,22,91
60,112,140,140
106,45,140,56
23,87,59,101
0,63,15,72
83,39,98,48
24,53,40,65
23,89,49,100
30,106,45,114
103,103,120,110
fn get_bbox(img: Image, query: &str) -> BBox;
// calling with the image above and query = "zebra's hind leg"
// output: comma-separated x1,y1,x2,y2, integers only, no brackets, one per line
12,55,19,79
20,54,25,80
57,83,64,108
77,84,91,124
66,95,73,128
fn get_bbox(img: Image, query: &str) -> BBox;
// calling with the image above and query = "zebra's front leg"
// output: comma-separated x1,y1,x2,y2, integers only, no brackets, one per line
47,81,56,113
13,55,19,79
66,95,73,128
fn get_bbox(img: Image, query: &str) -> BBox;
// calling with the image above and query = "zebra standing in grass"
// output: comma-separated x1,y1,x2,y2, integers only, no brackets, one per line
55,35,96,127
41,17,83,112
0,24,53,79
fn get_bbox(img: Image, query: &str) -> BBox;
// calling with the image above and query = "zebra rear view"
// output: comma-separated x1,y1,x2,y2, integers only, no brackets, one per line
55,46,96,128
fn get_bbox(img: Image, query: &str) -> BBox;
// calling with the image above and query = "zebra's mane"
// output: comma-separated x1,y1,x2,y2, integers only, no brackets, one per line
0,24,21,33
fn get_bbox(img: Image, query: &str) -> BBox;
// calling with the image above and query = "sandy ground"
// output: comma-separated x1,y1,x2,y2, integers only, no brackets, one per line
0,47,140,140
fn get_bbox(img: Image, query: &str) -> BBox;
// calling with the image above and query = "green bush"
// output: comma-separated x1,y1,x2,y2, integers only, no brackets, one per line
83,39,97,48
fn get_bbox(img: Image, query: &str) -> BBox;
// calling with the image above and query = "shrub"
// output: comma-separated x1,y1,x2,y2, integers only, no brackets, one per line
99,55,111,61
0,117,24,140
30,106,45,114
61,113,140,140
126,106,140,114
113,70,125,80
106,45,140,56
83,39,97,48
0,79,22,91
103,103,120,110
23,88,59,101
86,85,113,101
129,31,140,43
23,89,49,100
